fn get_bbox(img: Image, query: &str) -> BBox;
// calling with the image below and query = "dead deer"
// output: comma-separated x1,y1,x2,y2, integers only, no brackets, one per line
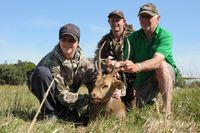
89,40,131,119
90,69,126,119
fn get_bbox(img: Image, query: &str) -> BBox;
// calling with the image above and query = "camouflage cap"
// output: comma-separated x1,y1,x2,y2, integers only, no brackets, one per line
108,10,124,19
138,3,159,16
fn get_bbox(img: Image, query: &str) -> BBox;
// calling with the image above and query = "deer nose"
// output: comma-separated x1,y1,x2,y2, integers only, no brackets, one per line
90,92,98,99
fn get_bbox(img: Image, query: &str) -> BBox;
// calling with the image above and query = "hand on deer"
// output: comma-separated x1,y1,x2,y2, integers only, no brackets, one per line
121,60,139,73
106,56,124,71
112,88,122,99
114,72,121,80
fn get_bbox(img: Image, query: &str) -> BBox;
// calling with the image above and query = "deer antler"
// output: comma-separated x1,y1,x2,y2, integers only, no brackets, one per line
97,38,131,77
125,38,131,60
98,40,107,77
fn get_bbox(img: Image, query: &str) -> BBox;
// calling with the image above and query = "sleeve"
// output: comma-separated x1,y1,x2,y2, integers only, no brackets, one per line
81,57,97,93
56,89,89,110
52,66,88,109
154,32,172,58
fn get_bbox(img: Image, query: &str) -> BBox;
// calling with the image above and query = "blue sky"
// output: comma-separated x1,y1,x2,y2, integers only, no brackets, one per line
0,0,200,77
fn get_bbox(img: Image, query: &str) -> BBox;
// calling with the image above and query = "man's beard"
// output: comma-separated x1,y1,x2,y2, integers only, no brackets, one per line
146,26,151,31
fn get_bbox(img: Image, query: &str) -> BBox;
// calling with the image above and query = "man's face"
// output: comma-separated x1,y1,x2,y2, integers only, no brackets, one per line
139,13,160,33
59,34,78,59
108,15,126,35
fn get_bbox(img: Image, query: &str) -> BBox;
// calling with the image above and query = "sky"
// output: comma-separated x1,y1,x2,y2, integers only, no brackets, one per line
0,0,200,77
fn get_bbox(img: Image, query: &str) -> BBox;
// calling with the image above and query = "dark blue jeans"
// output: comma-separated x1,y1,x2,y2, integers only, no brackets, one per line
30,66,71,117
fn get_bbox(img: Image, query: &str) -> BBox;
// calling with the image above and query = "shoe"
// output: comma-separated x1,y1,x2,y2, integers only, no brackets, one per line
47,114,58,121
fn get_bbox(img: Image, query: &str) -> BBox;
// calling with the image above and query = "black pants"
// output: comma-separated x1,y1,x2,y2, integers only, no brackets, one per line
30,66,78,118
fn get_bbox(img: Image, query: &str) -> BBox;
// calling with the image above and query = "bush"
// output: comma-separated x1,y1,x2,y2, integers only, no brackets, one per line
0,61,36,85
0,79,5,85
175,76,186,88
189,81,200,88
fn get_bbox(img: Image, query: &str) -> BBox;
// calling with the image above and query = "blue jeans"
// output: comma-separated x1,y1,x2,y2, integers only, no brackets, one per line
30,66,69,116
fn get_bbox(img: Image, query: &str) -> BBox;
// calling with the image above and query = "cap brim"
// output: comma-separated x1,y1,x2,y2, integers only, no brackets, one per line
108,14,124,19
138,11,157,16
60,33,78,41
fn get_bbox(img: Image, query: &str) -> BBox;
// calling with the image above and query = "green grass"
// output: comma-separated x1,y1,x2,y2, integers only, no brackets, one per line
0,85,199,133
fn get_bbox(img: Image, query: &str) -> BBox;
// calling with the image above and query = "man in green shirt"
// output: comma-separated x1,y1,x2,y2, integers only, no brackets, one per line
121,3,178,114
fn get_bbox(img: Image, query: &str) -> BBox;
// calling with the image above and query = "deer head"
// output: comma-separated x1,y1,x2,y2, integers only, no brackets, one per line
90,74,124,103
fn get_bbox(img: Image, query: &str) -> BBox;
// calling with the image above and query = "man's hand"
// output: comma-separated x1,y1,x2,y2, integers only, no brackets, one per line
112,88,122,99
106,56,116,72
106,56,125,72
121,60,139,73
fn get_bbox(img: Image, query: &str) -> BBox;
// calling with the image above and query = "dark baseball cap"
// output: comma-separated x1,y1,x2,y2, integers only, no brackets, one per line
138,3,159,16
59,23,80,41
108,10,124,19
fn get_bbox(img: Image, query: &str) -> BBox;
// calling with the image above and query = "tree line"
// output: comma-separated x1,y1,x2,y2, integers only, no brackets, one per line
0,60,35,85
0,59,200,88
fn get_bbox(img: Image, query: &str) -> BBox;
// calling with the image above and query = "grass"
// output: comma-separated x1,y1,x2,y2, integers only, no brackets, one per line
0,85,199,133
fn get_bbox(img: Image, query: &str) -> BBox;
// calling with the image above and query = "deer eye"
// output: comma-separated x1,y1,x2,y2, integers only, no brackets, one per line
102,85,108,89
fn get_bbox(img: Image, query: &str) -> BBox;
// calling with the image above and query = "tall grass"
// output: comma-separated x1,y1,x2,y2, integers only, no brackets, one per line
173,88,200,123
0,85,199,133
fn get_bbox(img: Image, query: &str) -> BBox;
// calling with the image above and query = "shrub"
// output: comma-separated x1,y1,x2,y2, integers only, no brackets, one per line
0,79,5,85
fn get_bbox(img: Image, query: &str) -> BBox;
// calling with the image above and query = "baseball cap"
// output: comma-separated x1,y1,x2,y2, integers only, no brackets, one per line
138,3,159,16
59,23,80,41
108,10,124,19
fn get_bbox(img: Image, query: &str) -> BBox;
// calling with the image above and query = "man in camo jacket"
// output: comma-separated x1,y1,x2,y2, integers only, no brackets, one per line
94,10,135,110
29,23,96,121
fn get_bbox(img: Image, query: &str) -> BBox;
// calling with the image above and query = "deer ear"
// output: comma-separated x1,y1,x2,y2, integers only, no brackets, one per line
111,79,124,90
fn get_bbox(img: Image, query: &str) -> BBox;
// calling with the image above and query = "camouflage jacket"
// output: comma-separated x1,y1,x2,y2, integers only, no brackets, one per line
94,24,134,96
37,44,96,109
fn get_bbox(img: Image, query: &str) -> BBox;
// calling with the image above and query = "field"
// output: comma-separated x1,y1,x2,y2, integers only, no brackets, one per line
0,85,199,133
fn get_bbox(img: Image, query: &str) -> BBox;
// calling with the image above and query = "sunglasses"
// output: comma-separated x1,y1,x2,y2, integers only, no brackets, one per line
139,14,153,19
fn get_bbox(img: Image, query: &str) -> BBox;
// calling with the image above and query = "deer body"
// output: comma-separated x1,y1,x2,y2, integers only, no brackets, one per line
89,40,129,119
105,97,126,118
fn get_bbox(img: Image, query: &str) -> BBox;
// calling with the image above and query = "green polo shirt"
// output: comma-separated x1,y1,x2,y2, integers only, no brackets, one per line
124,25,178,88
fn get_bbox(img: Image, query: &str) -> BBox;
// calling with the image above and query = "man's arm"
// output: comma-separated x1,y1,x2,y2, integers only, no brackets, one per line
122,52,164,73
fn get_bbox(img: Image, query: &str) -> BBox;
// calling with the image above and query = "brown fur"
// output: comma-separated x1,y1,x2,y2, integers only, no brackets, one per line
90,74,126,119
